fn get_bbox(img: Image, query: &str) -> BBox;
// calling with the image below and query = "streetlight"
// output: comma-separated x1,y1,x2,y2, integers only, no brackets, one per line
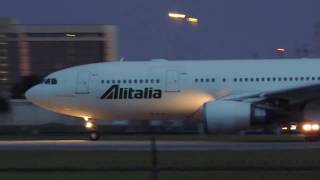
167,11,200,59
168,12,199,25
168,12,186,20
276,48,286,58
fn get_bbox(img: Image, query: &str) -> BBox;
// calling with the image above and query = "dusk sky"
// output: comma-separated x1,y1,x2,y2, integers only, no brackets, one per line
1,0,320,60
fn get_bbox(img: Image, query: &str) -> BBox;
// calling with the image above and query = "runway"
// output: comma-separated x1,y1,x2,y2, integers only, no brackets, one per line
0,140,320,151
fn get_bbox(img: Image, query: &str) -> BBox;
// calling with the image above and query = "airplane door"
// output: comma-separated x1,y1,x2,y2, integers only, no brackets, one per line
165,70,180,92
75,71,90,94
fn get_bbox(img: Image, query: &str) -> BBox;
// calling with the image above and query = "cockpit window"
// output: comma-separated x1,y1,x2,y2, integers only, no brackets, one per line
51,78,57,84
45,79,51,84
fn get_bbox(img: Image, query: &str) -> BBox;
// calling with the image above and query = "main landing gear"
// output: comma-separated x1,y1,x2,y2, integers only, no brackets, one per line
84,118,100,141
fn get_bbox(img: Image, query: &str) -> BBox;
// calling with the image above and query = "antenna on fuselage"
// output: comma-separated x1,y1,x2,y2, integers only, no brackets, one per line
119,57,125,62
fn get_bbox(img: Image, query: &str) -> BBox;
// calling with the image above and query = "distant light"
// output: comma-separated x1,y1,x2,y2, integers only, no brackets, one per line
66,33,76,37
281,127,288,131
168,12,186,19
312,124,320,131
187,17,199,23
303,124,312,131
276,48,286,52
290,125,297,131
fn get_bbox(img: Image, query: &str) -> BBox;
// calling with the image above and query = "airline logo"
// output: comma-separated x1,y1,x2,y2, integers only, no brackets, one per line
100,85,162,99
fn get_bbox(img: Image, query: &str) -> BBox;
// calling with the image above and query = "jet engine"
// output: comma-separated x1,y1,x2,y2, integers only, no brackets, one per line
203,100,266,133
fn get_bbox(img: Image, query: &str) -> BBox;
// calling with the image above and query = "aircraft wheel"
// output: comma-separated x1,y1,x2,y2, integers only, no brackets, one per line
89,131,100,141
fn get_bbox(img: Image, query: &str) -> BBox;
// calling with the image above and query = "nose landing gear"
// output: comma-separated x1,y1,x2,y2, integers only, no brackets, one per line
84,118,100,141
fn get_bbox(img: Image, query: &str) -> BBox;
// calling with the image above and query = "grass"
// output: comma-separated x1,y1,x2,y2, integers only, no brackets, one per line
1,172,320,180
0,149,319,168
161,171,320,180
0,149,320,179
0,134,305,142
0,172,150,180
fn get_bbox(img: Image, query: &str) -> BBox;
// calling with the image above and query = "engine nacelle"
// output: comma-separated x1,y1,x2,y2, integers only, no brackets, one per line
203,100,266,133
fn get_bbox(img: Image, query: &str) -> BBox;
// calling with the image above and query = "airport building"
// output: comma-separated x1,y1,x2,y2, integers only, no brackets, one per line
0,17,118,94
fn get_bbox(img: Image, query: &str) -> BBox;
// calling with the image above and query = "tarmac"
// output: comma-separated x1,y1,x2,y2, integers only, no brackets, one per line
0,140,319,151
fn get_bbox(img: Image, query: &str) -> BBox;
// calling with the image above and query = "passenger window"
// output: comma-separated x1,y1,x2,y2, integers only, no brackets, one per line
45,79,50,84
211,78,215,82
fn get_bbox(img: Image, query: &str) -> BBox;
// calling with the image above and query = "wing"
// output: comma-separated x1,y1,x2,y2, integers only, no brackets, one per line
223,84,320,106
219,84,320,123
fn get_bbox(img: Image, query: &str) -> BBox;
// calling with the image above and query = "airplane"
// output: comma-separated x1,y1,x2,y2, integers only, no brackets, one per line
25,58,320,140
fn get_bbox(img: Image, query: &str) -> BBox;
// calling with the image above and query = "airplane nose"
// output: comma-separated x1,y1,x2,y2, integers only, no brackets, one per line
25,85,50,107
25,87,35,102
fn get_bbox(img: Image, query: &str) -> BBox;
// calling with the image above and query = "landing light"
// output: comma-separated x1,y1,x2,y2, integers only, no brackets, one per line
83,116,89,121
85,122,93,129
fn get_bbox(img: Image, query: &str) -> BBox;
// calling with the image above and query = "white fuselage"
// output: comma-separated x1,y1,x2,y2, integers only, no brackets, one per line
26,59,320,121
